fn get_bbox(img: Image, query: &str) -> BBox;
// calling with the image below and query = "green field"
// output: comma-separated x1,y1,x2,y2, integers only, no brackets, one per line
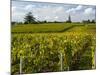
11,23,95,33
11,23,96,74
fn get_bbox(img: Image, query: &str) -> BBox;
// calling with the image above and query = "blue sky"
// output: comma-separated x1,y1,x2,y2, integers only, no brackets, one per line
12,0,96,22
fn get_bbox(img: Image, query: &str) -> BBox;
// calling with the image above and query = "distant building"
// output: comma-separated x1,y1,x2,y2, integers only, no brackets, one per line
66,15,72,23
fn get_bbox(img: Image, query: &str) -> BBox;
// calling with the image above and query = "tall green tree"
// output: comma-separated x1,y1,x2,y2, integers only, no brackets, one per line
24,12,36,24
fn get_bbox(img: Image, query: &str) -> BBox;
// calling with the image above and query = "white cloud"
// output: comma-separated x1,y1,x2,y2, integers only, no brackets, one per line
12,12,26,22
31,6,68,21
34,15,39,18
25,5,36,10
66,5,83,14
12,6,16,12
54,16,58,19
75,5,83,10
53,16,59,21
44,16,50,20
84,8,95,15
66,8,75,13
54,6,64,12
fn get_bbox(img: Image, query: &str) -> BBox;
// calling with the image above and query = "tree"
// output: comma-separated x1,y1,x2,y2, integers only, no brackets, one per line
87,19,90,23
91,19,95,23
43,20,47,23
11,21,17,25
82,19,91,24
24,12,36,24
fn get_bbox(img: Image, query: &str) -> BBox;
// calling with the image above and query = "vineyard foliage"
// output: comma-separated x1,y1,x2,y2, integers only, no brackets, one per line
11,23,96,75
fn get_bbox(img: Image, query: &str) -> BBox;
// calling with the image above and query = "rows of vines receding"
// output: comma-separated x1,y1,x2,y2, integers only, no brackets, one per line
11,32,96,75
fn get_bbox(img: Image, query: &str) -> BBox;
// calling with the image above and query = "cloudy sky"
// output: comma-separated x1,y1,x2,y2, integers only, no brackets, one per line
12,0,96,22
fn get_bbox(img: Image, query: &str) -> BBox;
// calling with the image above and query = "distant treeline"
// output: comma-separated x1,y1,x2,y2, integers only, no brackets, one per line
11,12,96,25
11,20,96,25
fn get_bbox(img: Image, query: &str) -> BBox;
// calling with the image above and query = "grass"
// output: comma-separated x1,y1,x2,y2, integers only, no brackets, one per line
11,23,96,33
66,24,96,33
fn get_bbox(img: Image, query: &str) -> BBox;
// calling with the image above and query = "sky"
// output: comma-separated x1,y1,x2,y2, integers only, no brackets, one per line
12,0,96,22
